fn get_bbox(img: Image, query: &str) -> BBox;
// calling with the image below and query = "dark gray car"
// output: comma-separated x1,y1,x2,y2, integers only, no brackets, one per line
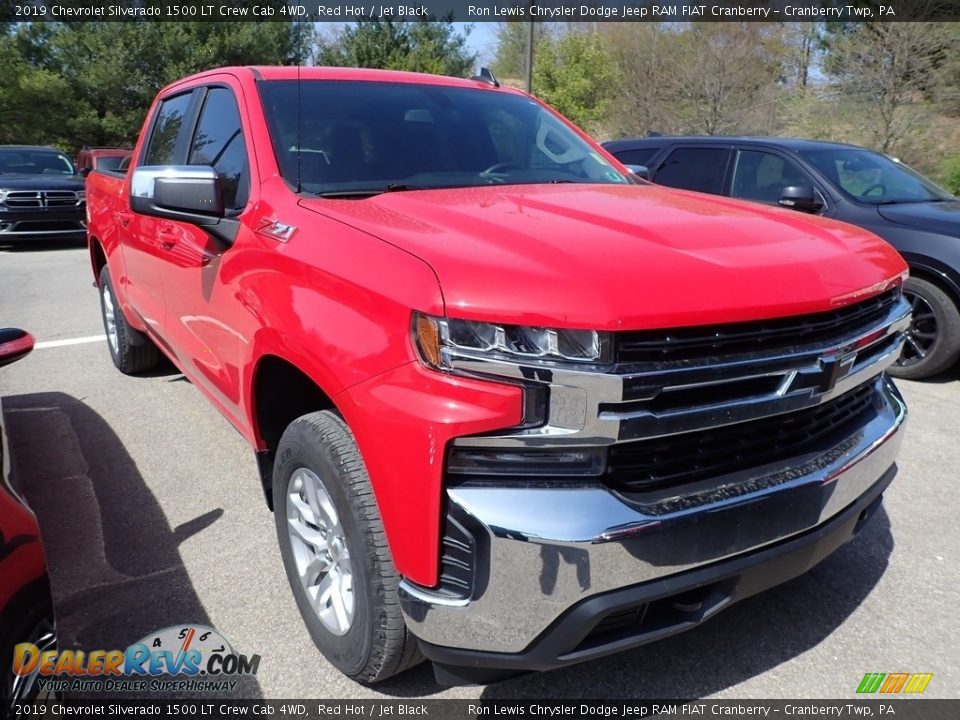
0,146,86,244
604,136,960,380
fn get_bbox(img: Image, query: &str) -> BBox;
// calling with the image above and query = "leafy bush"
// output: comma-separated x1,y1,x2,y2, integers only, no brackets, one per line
939,155,960,195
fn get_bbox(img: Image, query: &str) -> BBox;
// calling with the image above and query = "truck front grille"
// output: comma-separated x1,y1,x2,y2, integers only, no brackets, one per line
447,287,908,500
616,288,899,364
606,382,877,493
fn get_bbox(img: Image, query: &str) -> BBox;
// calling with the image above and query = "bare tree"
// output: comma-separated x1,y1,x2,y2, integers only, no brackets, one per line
781,22,822,89
824,22,953,152
604,23,786,138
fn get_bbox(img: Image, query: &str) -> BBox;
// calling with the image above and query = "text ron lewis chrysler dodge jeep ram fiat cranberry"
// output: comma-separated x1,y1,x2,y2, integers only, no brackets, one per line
85,66,910,685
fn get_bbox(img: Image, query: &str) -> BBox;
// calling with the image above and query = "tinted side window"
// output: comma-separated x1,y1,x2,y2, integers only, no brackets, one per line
613,148,659,166
653,147,729,194
731,150,809,203
144,92,193,166
188,88,249,210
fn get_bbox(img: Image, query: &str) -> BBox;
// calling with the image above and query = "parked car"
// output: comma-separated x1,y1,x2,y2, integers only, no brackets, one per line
76,147,132,176
0,328,57,712
0,146,86,243
86,66,909,685
603,136,960,379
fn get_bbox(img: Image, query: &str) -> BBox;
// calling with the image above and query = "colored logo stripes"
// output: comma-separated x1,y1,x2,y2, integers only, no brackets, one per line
857,672,933,694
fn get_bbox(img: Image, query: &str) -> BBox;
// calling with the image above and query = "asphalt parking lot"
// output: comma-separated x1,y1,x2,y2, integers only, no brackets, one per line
1,242,958,700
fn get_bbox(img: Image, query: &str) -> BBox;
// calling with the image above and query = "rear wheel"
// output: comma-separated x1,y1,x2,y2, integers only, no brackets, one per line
98,265,159,374
273,410,422,683
888,276,960,380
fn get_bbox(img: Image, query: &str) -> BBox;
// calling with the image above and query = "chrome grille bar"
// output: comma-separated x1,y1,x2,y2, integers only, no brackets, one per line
451,293,910,449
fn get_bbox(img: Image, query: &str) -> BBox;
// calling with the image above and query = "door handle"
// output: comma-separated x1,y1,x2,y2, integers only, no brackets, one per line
117,211,132,229
158,223,177,250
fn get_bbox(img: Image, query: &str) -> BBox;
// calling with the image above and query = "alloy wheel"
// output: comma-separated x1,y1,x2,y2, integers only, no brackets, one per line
286,467,355,635
101,284,119,354
896,290,938,368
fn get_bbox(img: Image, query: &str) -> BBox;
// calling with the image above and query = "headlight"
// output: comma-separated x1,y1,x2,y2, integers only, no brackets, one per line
413,313,611,369
0,189,8,204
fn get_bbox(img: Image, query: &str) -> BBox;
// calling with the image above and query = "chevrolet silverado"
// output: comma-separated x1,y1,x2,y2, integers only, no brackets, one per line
86,66,910,685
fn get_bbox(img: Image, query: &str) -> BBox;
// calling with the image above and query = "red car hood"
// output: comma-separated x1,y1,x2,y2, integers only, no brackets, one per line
301,184,906,330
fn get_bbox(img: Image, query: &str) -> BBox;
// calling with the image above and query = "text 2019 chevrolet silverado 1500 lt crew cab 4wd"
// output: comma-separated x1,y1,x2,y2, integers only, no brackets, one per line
86,66,910,685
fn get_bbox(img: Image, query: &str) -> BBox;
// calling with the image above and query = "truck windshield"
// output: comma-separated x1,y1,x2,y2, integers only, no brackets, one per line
258,80,629,197
0,149,76,176
800,147,954,205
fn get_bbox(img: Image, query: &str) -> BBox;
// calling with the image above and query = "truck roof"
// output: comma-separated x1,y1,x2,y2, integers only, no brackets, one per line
161,65,521,96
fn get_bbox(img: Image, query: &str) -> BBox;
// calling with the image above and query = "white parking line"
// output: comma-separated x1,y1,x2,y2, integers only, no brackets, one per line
34,335,107,350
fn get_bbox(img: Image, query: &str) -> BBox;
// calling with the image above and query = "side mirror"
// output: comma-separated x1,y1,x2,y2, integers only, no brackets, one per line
130,166,237,245
624,164,650,181
778,185,822,213
0,328,34,369
79,167,91,178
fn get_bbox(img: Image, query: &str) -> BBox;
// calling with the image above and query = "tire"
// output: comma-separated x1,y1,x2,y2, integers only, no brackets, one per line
273,410,423,683
888,276,960,380
98,265,160,375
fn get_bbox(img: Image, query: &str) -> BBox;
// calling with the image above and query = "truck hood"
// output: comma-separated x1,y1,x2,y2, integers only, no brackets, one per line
876,199,960,237
301,184,906,330
0,174,84,191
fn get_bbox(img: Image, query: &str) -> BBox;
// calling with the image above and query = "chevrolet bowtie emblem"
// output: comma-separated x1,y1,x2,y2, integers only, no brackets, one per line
815,352,858,393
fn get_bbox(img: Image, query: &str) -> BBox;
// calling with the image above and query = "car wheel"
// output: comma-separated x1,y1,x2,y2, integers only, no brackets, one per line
98,265,160,374
888,276,960,380
273,410,422,683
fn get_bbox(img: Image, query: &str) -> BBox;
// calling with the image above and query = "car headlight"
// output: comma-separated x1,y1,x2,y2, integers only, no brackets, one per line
413,312,611,370
0,189,8,204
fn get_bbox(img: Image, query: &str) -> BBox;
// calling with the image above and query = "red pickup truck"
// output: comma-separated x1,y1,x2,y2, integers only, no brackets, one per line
86,66,910,685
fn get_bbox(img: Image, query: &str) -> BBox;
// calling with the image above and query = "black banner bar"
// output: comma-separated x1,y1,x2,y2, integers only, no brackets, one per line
3,0,960,23
8,700,960,720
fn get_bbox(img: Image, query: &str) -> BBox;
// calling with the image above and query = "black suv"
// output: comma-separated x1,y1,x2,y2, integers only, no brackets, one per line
0,146,86,244
604,136,960,380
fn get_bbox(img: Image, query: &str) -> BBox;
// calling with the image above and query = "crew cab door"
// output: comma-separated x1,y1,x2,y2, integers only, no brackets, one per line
152,82,250,422
124,90,197,337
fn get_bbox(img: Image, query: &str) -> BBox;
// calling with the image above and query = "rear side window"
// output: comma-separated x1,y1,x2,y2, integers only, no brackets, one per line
653,147,729,194
612,147,659,166
188,87,249,210
144,92,194,166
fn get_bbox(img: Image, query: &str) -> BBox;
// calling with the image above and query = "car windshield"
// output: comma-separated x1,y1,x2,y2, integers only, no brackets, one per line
800,147,953,205
0,148,76,176
258,80,629,197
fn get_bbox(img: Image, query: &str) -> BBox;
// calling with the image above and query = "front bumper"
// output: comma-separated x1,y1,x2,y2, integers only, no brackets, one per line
0,209,86,239
399,376,905,678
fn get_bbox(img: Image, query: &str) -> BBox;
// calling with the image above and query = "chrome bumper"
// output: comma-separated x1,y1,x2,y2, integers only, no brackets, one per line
400,375,906,654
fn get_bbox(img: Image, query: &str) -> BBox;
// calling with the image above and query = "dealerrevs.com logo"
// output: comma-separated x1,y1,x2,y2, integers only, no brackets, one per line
14,625,260,693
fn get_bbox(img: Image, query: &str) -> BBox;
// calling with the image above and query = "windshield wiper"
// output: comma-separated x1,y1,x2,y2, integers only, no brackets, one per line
313,183,425,199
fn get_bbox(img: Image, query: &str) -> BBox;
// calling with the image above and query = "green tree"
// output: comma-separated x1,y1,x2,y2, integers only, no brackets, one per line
532,30,618,132
491,21,552,80
9,20,299,150
316,20,476,77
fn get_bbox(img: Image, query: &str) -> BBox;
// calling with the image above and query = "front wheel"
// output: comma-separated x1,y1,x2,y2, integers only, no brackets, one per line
888,276,960,380
273,410,422,683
